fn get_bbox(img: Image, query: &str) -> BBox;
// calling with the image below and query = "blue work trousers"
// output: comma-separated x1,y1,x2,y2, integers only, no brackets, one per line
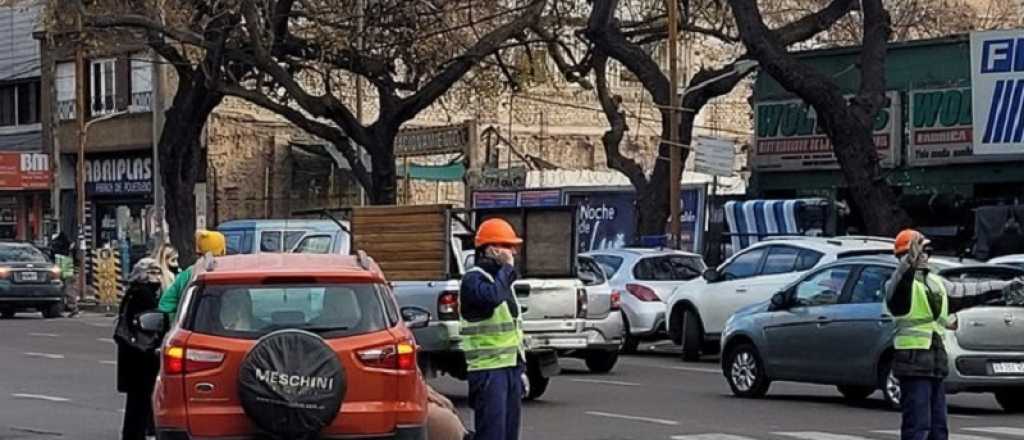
899,376,949,440
467,364,523,440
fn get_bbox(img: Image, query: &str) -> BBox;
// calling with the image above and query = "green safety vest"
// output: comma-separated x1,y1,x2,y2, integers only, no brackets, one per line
893,273,949,350
460,267,525,372
55,254,75,281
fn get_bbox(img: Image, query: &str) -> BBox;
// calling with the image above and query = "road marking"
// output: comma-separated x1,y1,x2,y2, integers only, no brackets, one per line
671,434,759,440
28,332,60,337
965,428,1024,437
97,338,115,344
775,432,880,440
951,414,980,420
874,430,999,440
99,360,117,365
569,378,642,387
10,426,64,436
585,411,679,426
619,360,720,374
23,352,65,359
11,393,70,402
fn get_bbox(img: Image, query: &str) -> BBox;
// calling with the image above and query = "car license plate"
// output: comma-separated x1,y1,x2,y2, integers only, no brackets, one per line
991,362,1024,375
18,271,38,282
545,338,588,349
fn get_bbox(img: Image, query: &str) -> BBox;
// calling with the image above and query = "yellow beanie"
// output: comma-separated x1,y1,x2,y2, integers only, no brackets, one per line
195,230,226,256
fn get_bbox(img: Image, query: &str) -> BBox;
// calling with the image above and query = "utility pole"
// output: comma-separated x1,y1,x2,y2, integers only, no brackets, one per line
667,0,681,249
151,3,166,242
74,12,87,303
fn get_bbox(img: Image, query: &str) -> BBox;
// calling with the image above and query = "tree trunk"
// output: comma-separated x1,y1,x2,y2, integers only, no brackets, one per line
366,128,398,205
159,79,224,267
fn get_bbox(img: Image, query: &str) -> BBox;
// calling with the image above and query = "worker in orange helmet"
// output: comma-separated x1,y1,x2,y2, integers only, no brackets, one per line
886,229,1024,440
460,218,525,440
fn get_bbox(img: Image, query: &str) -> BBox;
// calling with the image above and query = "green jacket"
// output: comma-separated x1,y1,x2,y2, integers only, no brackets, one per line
158,266,194,322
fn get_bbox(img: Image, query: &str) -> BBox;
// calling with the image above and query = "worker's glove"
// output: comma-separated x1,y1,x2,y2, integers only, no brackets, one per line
903,236,925,268
1003,278,1024,306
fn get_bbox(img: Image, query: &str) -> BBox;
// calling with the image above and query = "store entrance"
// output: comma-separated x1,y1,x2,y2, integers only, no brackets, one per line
92,200,155,268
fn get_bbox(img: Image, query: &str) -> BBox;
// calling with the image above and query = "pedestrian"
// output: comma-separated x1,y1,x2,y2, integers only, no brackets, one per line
459,218,525,440
114,258,165,440
51,233,79,317
158,230,226,321
886,229,1024,440
989,216,1024,258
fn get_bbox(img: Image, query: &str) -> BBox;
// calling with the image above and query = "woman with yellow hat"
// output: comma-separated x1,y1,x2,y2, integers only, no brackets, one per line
157,230,226,322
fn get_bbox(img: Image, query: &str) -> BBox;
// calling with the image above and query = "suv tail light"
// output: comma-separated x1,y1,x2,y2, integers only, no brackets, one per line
577,288,588,318
163,334,225,375
626,284,661,302
357,342,417,371
438,291,459,321
610,291,622,310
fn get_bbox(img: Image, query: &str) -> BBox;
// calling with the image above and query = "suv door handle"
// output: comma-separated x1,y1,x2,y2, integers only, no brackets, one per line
736,288,748,293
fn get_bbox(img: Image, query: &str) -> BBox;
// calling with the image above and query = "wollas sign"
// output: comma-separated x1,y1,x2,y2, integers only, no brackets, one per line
971,30,1024,155
753,92,901,171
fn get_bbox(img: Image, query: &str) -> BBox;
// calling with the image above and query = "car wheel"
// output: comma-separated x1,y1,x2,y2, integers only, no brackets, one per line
42,302,63,319
680,310,702,362
0,309,14,319
522,369,549,401
879,362,901,410
996,390,1024,413
584,351,619,374
837,385,874,401
725,343,770,398
620,314,639,354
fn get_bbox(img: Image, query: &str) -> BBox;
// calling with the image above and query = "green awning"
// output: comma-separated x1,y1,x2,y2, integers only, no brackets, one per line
399,163,465,182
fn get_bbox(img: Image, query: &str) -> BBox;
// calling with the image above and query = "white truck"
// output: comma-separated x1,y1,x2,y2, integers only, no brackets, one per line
350,205,623,400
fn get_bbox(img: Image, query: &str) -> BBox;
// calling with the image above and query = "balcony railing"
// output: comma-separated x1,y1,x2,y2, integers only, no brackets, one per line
56,100,75,121
131,92,152,112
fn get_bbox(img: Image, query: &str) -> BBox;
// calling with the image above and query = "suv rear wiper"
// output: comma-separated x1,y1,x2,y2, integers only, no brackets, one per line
299,325,350,333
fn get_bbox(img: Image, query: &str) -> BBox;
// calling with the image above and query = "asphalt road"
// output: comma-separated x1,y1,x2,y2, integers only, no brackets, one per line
1,313,1022,440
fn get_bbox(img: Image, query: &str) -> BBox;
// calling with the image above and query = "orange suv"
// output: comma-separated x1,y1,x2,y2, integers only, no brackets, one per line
141,253,429,440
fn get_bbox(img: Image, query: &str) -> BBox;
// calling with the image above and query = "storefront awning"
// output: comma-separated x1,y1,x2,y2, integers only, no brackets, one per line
398,163,465,182
0,131,42,151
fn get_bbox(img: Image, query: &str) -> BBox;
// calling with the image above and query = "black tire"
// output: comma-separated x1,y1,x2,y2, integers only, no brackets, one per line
837,385,874,401
584,351,619,374
724,343,770,398
238,329,346,439
879,360,901,410
996,390,1024,413
42,302,63,319
0,309,14,319
680,310,703,362
523,369,549,401
620,313,639,354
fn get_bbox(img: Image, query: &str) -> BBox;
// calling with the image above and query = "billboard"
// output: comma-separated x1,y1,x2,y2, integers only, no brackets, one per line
970,30,1024,155
909,87,1024,165
0,153,51,190
753,91,901,171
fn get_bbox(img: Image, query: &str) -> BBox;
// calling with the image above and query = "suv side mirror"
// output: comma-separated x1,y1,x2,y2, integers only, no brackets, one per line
770,291,789,310
703,268,721,283
401,306,431,329
137,311,168,333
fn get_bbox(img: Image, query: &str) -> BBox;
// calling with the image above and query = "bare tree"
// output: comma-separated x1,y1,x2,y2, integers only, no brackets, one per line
728,0,912,235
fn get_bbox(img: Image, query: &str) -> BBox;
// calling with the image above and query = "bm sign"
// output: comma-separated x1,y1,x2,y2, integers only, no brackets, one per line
971,29,1024,154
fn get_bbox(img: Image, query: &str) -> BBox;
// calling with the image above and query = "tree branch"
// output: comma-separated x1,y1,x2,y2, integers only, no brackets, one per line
593,53,648,190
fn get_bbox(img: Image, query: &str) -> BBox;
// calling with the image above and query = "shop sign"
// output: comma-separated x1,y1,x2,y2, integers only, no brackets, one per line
395,123,472,157
472,191,517,209
0,153,51,190
518,189,561,207
85,152,153,196
970,29,1024,155
752,91,901,171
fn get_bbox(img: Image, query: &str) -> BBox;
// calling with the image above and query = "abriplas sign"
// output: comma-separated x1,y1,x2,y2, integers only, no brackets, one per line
84,152,154,196
753,91,901,171
970,30,1024,156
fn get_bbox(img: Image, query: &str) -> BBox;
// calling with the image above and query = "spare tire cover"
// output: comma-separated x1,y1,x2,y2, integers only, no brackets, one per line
238,329,346,439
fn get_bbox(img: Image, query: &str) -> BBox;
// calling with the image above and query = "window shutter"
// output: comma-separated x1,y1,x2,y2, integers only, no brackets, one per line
116,55,130,111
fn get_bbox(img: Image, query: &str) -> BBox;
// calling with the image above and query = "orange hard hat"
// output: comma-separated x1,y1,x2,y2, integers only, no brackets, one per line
475,218,523,248
894,229,929,256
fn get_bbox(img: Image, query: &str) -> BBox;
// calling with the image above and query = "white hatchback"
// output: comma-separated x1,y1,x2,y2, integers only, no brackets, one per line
665,237,892,361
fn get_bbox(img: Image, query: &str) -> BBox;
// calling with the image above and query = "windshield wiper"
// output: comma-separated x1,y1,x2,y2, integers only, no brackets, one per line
299,325,350,333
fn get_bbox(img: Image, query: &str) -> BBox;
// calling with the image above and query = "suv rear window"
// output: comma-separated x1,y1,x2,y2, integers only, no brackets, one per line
188,283,389,339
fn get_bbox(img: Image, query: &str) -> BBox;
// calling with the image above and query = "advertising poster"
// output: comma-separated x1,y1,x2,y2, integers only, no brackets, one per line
970,30,1024,155
566,190,635,254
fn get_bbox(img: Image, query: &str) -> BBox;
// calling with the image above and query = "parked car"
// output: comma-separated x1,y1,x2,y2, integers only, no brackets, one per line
0,242,64,319
583,248,706,353
143,253,431,439
666,236,892,361
989,254,1024,269
720,258,1024,412
217,219,350,255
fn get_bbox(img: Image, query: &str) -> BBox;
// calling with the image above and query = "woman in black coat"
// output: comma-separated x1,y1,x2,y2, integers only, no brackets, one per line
114,258,164,440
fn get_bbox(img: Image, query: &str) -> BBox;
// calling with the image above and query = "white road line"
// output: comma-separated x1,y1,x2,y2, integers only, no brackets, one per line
97,338,115,344
569,378,642,387
11,393,71,402
585,411,680,426
775,432,881,440
23,352,65,359
965,427,1024,437
874,430,1000,440
99,360,117,365
671,434,759,440
28,332,60,337
952,415,981,420
619,361,720,374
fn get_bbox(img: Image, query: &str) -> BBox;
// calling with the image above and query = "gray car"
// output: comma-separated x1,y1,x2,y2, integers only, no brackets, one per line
720,256,1024,412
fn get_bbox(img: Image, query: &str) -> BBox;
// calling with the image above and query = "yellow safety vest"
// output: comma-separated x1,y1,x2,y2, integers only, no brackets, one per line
459,267,525,372
893,273,949,350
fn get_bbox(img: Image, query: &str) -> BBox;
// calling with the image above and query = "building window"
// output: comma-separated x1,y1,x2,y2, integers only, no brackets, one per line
130,52,152,111
0,82,41,128
91,58,116,115
56,62,76,120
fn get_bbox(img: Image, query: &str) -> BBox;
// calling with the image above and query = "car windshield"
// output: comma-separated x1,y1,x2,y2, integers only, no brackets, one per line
188,283,389,339
0,245,48,263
